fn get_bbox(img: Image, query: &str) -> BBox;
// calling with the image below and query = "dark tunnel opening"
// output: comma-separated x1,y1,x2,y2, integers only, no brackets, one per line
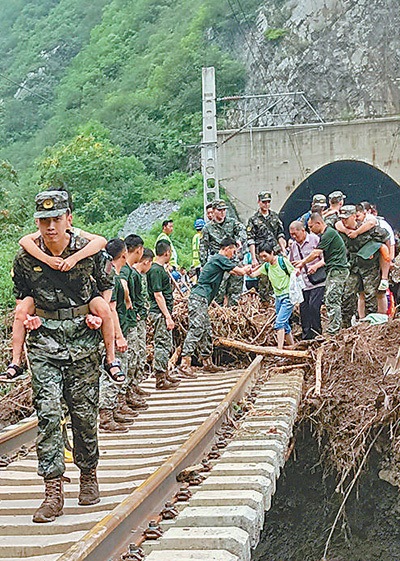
279,160,400,232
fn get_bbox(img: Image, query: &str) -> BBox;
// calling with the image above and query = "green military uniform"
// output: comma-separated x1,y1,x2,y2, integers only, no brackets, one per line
147,263,174,372
118,263,140,392
199,218,247,306
155,232,178,268
317,226,349,335
182,255,235,359
131,266,147,383
12,233,114,480
341,226,389,327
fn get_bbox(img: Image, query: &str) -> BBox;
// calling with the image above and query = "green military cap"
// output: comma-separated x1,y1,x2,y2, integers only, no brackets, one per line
312,194,327,206
258,191,272,202
34,190,70,219
328,190,346,203
212,199,227,210
338,204,357,219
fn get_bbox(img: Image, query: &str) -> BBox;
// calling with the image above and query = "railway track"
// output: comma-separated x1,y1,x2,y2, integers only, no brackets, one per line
0,357,262,561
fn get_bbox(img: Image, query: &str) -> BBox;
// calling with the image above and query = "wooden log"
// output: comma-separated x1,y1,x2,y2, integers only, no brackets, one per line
314,347,323,395
270,363,308,372
217,337,311,358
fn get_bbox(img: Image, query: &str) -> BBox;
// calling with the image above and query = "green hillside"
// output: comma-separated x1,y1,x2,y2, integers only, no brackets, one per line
0,0,261,307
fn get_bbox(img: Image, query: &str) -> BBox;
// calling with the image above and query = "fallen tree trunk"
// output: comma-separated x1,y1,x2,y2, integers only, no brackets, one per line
270,363,309,372
217,337,311,358
314,347,323,395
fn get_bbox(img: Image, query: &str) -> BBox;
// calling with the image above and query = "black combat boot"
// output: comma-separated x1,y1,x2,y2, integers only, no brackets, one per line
79,468,100,505
32,477,64,523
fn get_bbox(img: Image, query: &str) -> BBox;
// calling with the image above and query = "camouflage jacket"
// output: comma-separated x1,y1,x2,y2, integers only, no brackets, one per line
199,218,247,266
341,225,389,272
324,211,340,229
12,233,114,360
246,210,285,251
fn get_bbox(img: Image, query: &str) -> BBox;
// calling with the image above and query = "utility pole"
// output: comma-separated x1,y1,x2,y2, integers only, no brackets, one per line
201,67,219,216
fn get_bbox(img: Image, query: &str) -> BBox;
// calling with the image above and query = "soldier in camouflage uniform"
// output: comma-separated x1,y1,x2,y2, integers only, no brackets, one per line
179,237,251,376
99,238,141,433
337,206,390,327
12,190,114,523
132,248,154,383
147,239,180,389
199,199,247,306
247,191,287,301
118,235,150,410
323,191,346,228
295,212,349,335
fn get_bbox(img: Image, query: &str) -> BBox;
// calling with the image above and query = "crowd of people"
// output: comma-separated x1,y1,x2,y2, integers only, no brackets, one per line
1,185,398,524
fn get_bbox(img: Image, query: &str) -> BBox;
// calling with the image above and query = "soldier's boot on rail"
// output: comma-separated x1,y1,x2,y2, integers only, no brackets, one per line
202,357,219,373
178,356,198,379
116,394,139,420
126,386,149,410
134,384,151,398
166,370,181,384
32,477,64,523
99,408,128,433
155,370,179,390
113,410,135,424
79,468,100,506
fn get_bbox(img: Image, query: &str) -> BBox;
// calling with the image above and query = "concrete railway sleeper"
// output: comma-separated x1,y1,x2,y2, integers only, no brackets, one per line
0,356,293,561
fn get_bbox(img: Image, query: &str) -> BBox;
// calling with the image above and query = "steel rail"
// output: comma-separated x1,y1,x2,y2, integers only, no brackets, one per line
57,356,264,561
0,417,38,456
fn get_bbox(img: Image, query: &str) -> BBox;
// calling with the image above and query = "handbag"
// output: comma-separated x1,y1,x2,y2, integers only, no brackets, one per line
296,243,326,285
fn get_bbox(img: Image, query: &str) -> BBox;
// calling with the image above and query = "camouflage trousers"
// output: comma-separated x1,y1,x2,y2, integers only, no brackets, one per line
29,350,101,480
182,294,213,359
99,326,140,410
324,268,349,335
135,319,147,382
148,311,172,372
215,272,243,306
342,265,380,328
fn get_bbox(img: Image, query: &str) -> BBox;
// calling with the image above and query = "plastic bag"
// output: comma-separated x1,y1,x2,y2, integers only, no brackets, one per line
289,271,305,305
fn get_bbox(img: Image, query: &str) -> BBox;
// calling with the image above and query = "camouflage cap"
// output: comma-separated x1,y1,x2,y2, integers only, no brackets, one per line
34,190,70,219
258,191,272,202
312,194,327,206
329,190,346,203
212,199,228,210
339,204,357,219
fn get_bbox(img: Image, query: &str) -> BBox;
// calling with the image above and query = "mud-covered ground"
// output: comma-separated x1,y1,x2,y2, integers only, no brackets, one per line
253,427,400,561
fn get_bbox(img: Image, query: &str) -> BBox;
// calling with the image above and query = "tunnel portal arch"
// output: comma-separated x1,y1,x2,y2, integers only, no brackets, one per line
279,160,400,232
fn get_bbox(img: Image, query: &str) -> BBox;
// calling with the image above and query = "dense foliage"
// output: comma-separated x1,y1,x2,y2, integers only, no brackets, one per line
0,0,261,307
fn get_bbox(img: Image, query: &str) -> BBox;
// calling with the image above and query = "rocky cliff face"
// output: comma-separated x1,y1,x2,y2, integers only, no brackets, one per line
231,0,400,125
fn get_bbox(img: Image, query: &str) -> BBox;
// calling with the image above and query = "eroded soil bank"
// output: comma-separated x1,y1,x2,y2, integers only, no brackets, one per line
252,426,400,561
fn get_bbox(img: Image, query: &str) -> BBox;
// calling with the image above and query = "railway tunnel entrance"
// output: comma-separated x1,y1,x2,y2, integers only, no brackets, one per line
279,160,400,231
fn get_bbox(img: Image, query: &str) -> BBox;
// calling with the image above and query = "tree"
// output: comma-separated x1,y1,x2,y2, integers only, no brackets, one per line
35,129,150,222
